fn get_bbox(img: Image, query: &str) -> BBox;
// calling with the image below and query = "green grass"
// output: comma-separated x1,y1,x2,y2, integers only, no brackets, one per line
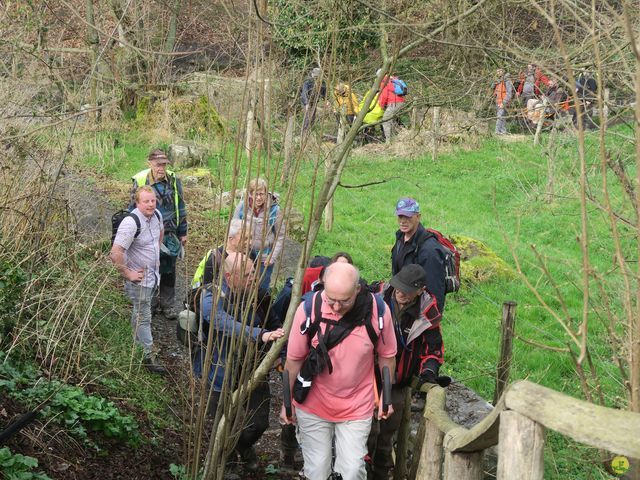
70,122,633,479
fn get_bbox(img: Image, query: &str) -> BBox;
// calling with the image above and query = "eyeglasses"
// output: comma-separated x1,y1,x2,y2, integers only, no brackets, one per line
325,293,356,307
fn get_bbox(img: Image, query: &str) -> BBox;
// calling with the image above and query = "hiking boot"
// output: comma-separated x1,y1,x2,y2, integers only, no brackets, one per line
239,446,259,473
143,353,167,375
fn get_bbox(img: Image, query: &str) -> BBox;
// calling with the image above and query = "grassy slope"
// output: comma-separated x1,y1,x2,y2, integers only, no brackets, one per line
82,127,628,479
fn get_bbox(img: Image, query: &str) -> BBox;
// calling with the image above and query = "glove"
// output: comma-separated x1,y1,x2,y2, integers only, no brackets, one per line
417,369,452,389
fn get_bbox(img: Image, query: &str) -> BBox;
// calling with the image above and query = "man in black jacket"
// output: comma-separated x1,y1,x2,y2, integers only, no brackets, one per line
391,197,448,313
367,264,447,480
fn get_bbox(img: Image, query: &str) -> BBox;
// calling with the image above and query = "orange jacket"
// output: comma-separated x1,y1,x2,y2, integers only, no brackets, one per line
493,78,514,107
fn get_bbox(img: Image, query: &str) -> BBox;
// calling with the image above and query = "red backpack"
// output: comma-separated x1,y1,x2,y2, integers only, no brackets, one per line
424,228,461,294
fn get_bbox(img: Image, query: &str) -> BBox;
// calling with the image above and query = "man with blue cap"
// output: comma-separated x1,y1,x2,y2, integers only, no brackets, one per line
391,197,448,313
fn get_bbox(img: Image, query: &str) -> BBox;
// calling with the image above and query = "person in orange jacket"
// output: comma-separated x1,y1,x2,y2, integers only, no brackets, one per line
491,68,515,135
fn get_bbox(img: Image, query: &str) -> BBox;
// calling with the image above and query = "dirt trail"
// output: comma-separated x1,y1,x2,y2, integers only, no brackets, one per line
60,166,494,478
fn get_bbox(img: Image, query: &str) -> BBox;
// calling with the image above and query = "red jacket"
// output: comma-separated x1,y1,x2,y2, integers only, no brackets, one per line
379,76,406,108
516,68,550,96
302,266,324,294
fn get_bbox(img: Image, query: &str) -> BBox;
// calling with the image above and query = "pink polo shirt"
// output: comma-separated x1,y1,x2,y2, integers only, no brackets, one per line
287,292,397,422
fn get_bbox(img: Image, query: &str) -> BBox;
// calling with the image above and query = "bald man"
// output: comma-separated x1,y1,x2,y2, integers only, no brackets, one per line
281,262,397,480
193,251,284,476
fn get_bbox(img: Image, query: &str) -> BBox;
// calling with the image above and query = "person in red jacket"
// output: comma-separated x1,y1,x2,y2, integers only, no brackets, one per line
516,64,550,105
378,71,406,142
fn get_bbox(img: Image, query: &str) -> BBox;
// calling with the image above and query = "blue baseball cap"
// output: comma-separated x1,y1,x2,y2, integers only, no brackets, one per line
395,197,420,217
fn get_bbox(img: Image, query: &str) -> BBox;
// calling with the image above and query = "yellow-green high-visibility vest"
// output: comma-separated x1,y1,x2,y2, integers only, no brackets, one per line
132,168,180,226
192,249,213,289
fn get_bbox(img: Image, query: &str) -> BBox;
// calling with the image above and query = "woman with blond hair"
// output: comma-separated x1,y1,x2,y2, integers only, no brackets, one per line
233,177,285,291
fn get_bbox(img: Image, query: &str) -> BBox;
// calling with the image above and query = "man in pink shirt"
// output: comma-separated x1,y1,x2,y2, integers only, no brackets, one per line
280,262,397,480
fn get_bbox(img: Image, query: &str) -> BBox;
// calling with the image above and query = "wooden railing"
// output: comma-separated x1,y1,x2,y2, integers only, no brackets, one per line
406,380,640,480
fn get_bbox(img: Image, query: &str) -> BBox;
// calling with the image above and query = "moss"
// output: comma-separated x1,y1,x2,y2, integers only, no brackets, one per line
194,95,224,136
452,234,515,284
135,96,151,121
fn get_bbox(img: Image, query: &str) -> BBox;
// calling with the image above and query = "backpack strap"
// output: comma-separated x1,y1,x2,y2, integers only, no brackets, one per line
300,292,383,349
130,213,142,238
133,210,161,238
300,291,315,335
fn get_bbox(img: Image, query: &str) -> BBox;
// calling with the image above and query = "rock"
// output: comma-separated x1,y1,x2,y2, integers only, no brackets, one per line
286,207,305,242
178,167,216,187
213,189,244,210
168,142,209,168
452,235,515,284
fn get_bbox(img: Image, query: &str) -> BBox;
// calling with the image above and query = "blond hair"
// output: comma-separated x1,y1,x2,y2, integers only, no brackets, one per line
135,185,155,202
248,177,268,193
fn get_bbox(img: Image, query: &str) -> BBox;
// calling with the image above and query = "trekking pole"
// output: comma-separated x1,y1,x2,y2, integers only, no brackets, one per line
282,370,292,419
382,366,392,416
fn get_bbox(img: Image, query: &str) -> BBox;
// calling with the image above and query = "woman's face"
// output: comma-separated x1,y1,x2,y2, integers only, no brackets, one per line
251,187,267,209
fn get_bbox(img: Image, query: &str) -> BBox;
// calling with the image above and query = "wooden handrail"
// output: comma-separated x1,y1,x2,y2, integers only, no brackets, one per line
422,380,640,458
505,380,640,459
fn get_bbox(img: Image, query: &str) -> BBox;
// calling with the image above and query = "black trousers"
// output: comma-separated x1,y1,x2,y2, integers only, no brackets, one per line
208,381,271,455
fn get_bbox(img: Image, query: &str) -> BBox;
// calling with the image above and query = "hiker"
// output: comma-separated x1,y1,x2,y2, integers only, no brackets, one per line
544,78,569,121
391,197,448,313
574,69,598,130
491,68,515,135
193,251,285,475
359,90,384,144
280,262,397,480
301,67,328,133
182,218,252,328
516,64,549,106
334,82,359,125
367,264,450,480
110,185,166,374
129,149,187,320
378,71,406,142
232,177,285,292
331,251,353,264
190,219,252,292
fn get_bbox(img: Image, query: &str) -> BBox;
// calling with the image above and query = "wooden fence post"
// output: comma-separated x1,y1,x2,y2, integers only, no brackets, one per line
444,451,483,480
280,114,295,185
393,386,412,480
413,419,444,480
497,410,545,480
432,106,440,162
494,301,517,405
533,98,548,146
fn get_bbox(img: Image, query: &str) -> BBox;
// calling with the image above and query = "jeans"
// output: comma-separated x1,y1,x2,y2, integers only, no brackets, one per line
124,281,155,355
367,386,408,478
495,107,507,134
296,408,372,480
207,381,271,455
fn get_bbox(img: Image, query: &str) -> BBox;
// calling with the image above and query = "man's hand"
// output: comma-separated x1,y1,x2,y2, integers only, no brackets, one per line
279,404,296,425
262,328,285,343
125,268,144,283
378,403,394,420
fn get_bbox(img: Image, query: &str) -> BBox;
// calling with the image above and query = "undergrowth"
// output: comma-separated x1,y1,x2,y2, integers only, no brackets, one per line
0,356,141,449
0,446,52,480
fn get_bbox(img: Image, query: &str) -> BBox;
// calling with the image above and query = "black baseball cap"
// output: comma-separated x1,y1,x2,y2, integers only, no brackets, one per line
390,264,427,294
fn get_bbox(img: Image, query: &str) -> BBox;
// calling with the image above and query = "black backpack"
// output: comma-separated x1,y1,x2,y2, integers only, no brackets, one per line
111,209,160,245
292,291,386,403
